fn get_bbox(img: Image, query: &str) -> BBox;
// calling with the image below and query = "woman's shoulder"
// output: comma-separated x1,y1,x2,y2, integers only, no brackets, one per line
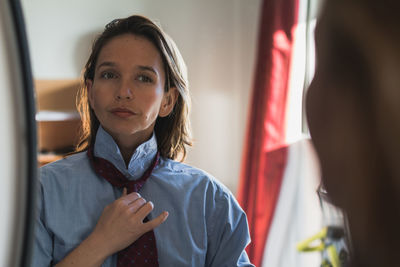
158,159,246,223
160,157,208,175
40,151,88,171
159,157,214,182
158,157,232,199
39,151,91,185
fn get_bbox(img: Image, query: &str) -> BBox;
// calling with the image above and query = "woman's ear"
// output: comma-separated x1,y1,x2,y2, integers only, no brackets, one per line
159,87,178,117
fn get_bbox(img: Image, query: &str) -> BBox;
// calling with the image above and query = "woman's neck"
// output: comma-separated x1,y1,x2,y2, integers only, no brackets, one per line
119,145,136,167
113,132,153,168
100,126,155,167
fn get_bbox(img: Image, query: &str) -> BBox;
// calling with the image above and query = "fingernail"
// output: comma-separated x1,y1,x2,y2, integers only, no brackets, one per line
163,211,169,221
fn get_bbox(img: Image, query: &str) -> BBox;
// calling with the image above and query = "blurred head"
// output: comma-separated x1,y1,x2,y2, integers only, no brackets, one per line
76,15,192,160
306,0,400,265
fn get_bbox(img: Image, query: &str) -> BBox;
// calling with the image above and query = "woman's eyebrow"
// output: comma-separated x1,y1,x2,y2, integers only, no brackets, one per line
138,65,158,75
96,61,116,70
96,62,158,76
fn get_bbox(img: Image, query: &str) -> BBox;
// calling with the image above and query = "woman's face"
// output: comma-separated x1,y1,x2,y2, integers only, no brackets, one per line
87,34,175,146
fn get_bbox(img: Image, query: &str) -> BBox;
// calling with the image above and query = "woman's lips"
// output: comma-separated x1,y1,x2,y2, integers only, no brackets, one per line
110,107,137,118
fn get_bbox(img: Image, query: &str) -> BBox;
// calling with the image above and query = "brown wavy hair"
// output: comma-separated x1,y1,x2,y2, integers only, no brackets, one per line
75,15,192,161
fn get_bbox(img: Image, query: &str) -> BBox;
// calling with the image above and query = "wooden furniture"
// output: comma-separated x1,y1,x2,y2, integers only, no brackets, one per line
35,79,81,166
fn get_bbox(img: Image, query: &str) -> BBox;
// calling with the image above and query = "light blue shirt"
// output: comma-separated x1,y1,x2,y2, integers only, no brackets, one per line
31,127,254,267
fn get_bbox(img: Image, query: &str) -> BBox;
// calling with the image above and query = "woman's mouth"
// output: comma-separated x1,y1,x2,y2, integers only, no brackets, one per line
110,107,137,118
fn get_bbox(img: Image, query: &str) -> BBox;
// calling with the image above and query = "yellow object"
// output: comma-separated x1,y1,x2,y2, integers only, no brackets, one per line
297,227,341,267
327,245,340,267
296,227,327,252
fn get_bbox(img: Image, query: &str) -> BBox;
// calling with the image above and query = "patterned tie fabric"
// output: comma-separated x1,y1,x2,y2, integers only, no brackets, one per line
87,146,160,266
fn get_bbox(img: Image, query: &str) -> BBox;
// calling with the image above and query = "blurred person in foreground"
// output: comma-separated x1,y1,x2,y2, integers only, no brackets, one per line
306,0,400,266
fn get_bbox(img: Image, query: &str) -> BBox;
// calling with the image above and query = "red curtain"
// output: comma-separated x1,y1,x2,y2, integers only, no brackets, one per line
237,0,299,265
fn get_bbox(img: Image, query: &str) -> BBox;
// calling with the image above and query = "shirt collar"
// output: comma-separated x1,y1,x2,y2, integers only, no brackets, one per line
94,126,158,180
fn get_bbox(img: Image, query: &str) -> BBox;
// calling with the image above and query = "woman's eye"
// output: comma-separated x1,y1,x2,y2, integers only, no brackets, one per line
100,72,116,79
137,75,153,83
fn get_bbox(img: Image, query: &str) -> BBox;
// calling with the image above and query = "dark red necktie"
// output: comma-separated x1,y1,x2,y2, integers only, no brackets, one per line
87,146,160,266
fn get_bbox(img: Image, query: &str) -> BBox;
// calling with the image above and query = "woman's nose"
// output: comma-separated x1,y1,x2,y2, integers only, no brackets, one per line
115,80,133,100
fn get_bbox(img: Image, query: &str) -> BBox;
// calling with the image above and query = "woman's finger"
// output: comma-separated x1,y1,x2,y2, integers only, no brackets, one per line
128,197,147,212
120,191,141,205
135,201,155,220
142,212,169,232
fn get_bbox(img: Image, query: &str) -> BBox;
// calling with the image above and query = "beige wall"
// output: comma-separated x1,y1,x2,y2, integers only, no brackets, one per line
22,0,261,193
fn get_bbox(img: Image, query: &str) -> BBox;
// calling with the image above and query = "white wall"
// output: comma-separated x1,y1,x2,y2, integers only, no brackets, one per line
21,0,261,193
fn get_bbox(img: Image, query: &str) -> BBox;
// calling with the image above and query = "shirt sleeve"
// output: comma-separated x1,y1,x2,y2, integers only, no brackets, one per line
30,177,53,267
205,184,255,267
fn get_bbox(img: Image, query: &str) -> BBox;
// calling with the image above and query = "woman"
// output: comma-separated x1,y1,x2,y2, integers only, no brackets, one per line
306,0,400,266
32,15,253,267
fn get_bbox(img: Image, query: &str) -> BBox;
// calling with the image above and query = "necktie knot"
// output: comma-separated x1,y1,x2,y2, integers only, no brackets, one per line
87,147,160,193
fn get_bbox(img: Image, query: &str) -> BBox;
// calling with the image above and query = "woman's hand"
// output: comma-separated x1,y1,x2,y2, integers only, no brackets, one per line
91,188,169,257
55,189,168,267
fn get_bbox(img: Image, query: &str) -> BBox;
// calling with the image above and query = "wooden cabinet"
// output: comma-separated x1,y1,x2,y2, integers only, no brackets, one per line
38,153,64,167
35,79,81,166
